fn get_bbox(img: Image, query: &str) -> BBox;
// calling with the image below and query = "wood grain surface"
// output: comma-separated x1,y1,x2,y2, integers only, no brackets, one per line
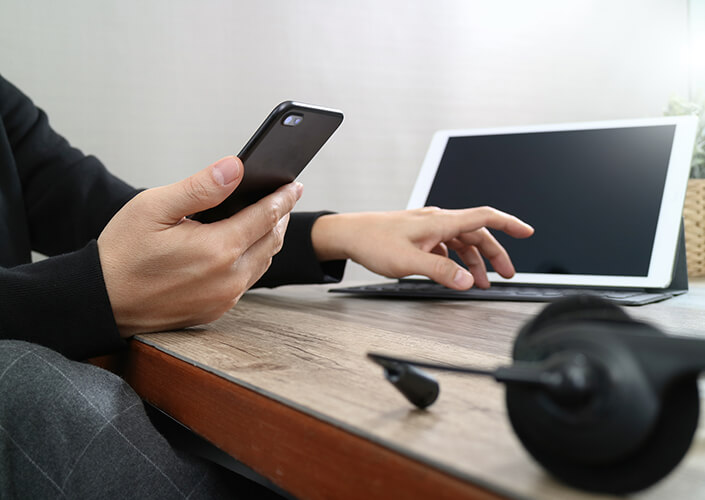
131,280,705,500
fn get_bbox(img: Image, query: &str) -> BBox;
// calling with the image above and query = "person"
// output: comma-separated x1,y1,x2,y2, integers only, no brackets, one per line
0,74,533,498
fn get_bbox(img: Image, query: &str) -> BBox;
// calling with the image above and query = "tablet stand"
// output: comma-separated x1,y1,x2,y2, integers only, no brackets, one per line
648,219,689,296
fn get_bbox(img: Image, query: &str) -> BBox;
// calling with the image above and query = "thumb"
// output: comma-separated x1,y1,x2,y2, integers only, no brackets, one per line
151,156,243,223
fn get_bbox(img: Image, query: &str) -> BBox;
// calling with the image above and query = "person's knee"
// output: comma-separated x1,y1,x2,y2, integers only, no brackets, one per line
0,339,43,367
0,339,65,415
0,340,149,489
0,339,139,431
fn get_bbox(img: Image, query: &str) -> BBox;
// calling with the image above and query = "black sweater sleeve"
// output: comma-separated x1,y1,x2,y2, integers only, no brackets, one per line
0,242,126,360
0,75,138,359
255,211,346,288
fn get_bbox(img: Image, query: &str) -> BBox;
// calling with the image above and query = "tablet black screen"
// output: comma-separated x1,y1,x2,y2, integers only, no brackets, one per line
425,125,676,276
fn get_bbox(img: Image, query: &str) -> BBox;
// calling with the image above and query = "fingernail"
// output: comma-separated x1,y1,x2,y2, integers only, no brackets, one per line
453,269,474,288
294,182,304,197
212,157,240,186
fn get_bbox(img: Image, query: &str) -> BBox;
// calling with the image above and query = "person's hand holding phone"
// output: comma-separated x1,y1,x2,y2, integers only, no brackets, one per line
97,156,302,337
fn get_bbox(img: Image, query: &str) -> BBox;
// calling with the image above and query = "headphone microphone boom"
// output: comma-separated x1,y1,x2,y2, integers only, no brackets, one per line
368,295,705,495
367,350,598,409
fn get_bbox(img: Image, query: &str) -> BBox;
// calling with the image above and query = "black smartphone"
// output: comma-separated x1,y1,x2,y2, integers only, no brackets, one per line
193,101,344,223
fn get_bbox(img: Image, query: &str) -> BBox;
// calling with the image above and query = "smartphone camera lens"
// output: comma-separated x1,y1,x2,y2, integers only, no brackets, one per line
283,114,303,127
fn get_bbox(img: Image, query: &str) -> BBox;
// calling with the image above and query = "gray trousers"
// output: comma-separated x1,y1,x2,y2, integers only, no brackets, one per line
0,340,236,499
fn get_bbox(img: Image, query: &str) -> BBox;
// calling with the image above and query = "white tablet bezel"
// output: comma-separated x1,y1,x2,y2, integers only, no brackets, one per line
406,116,698,289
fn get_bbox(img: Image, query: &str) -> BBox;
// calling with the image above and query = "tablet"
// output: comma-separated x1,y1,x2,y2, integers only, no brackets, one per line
406,116,698,289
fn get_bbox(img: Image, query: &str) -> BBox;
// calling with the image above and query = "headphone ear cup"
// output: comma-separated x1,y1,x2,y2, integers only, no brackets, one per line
514,295,631,360
508,295,700,494
508,377,699,494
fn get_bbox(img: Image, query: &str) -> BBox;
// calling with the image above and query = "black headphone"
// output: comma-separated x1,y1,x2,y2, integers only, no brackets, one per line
368,295,705,495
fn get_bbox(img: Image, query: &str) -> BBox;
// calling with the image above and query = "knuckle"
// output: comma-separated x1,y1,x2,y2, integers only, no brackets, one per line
225,239,245,263
255,257,273,278
477,205,498,223
185,176,211,205
227,237,246,259
205,230,242,262
207,239,233,268
265,202,281,227
252,257,273,284
273,221,287,249
279,188,293,206
286,188,299,208
274,234,285,254
416,206,442,219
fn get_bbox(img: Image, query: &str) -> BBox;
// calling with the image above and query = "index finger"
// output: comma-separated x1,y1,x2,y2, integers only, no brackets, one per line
211,181,303,250
442,206,534,240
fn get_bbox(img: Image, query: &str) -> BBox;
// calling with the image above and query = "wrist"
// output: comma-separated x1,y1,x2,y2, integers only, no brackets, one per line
311,213,351,262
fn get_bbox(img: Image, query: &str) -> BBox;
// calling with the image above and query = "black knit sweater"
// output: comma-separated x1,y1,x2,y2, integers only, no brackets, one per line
0,75,344,360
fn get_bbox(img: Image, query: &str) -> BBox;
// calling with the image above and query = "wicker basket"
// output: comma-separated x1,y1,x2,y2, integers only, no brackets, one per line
684,178,705,277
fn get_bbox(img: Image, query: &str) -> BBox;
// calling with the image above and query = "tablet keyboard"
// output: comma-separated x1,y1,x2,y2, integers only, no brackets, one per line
330,281,679,306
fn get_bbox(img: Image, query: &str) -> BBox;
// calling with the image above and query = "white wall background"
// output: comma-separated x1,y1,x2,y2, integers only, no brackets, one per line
0,0,690,280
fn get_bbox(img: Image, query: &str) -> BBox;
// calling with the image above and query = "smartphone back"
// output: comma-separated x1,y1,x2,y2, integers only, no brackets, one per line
195,101,343,223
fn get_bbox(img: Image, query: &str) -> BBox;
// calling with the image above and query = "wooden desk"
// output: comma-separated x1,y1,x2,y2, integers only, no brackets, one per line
120,281,705,500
